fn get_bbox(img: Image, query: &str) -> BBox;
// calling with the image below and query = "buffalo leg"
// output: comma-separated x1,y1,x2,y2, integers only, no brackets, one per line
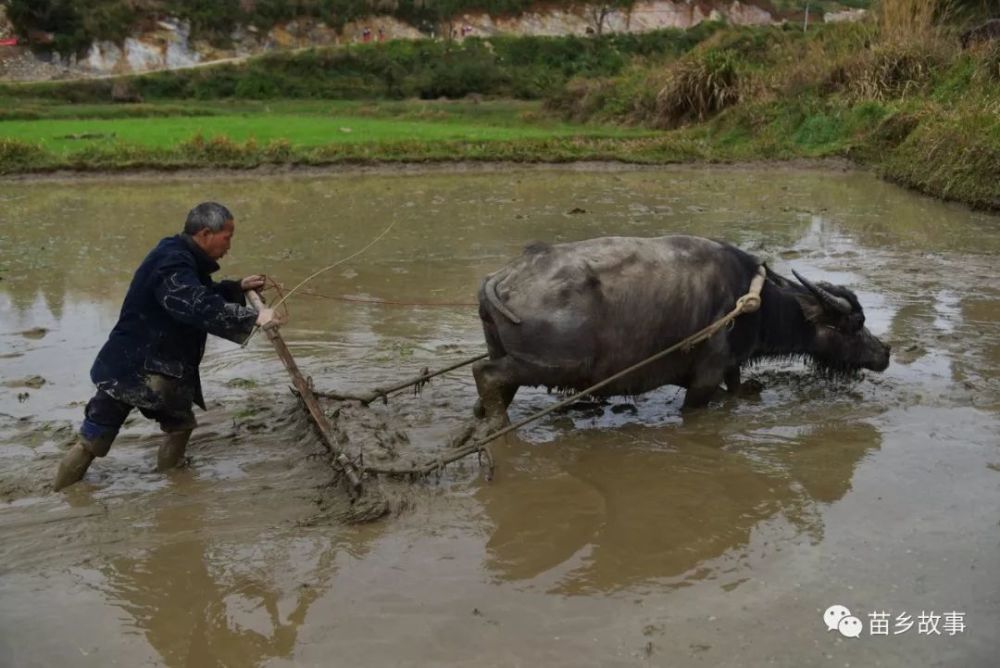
473,357,519,427
473,384,520,419
724,367,741,394
682,385,719,411
725,366,764,397
683,351,726,410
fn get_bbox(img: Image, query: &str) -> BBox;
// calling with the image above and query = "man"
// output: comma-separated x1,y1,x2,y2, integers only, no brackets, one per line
54,202,281,491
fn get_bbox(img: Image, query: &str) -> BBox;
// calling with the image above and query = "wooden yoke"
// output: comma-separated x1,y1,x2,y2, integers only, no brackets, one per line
245,290,363,495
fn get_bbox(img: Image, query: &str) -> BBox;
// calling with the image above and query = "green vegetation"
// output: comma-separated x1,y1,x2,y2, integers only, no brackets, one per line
1,1,998,211
547,2,1000,209
0,26,722,102
5,0,557,54
5,0,871,55
0,99,655,153
0,98,663,171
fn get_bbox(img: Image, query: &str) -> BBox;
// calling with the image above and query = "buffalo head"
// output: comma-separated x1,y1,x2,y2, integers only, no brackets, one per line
791,270,891,374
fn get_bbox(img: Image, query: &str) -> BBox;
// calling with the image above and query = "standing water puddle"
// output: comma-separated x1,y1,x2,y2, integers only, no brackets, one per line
1,165,998,666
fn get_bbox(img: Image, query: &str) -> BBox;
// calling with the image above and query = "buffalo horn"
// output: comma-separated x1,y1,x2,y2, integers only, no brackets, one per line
791,269,852,314
485,272,522,324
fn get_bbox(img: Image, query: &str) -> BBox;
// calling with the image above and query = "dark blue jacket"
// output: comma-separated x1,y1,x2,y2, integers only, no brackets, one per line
91,234,257,410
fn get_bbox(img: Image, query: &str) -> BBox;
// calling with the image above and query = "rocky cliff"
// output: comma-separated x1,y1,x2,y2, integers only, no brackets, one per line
0,1,865,82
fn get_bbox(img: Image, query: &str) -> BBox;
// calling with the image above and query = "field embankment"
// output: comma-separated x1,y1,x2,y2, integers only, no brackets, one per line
549,5,1000,209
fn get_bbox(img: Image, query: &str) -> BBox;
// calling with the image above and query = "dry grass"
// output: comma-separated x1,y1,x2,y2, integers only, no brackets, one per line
0,138,44,171
550,78,623,122
759,24,876,99
830,39,952,100
654,49,743,128
973,40,1000,83
878,0,954,42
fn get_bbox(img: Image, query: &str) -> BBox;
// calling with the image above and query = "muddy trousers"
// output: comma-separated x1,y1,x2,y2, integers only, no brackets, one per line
53,389,197,491
80,388,198,450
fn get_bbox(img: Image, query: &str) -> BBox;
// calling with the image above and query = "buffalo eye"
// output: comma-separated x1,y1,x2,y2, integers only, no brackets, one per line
826,312,864,334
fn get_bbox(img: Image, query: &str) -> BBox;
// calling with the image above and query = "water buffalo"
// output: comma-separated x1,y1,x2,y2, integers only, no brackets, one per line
473,235,890,424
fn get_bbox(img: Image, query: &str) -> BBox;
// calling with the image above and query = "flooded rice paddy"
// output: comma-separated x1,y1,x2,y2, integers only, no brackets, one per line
1,165,998,667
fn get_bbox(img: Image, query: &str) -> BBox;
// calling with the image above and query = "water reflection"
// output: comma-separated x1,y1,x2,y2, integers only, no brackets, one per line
98,488,331,667
477,421,881,593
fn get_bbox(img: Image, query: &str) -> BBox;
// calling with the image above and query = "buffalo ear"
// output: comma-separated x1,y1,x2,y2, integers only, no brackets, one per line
793,292,826,323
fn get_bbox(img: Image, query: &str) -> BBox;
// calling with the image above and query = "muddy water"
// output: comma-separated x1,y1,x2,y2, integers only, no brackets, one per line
1,165,998,667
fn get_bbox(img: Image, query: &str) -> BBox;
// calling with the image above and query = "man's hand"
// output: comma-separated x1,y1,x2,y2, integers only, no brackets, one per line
255,307,285,330
240,274,266,291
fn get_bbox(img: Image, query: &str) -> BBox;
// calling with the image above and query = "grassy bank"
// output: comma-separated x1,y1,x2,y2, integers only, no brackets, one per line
547,14,1000,210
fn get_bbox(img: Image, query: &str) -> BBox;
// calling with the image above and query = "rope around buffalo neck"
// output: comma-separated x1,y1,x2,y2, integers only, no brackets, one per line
363,264,768,477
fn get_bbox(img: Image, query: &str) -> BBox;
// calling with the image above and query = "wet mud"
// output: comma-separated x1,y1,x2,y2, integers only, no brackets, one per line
1,165,999,666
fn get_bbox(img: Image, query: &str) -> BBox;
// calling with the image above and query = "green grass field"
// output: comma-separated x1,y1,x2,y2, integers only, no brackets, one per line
0,99,654,155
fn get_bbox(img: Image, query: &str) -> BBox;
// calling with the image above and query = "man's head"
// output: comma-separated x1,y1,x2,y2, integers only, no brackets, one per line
184,202,235,260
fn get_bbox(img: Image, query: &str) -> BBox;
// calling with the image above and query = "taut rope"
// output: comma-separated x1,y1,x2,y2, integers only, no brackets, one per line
271,220,397,310
243,220,397,346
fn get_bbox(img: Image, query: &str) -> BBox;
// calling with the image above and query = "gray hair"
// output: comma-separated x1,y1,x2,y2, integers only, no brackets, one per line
183,202,233,235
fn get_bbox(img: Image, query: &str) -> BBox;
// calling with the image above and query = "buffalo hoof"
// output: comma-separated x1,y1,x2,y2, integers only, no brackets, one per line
480,413,510,437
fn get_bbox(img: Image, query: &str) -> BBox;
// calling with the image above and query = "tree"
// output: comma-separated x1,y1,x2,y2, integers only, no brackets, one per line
583,0,635,37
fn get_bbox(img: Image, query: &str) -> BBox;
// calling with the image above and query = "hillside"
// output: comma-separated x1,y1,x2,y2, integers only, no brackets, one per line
0,0,870,81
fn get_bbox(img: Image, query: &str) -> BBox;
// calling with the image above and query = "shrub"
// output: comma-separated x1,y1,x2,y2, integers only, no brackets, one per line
178,133,253,162
545,77,619,122
870,110,922,147
417,56,507,98
654,49,743,127
0,139,46,172
264,138,293,161
829,39,950,100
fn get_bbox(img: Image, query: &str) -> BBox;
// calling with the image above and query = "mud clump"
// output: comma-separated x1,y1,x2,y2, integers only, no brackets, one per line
4,375,47,389
288,388,488,525
328,401,410,465
19,327,48,339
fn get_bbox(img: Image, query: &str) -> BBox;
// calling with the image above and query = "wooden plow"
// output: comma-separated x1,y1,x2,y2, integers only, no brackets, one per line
244,291,495,500
247,290,364,496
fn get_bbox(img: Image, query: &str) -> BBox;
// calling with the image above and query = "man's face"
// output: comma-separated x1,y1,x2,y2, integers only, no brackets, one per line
193,219,235,260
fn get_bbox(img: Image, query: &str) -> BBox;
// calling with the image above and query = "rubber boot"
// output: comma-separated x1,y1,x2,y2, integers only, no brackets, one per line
53,442,96,491
157,429,193,471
